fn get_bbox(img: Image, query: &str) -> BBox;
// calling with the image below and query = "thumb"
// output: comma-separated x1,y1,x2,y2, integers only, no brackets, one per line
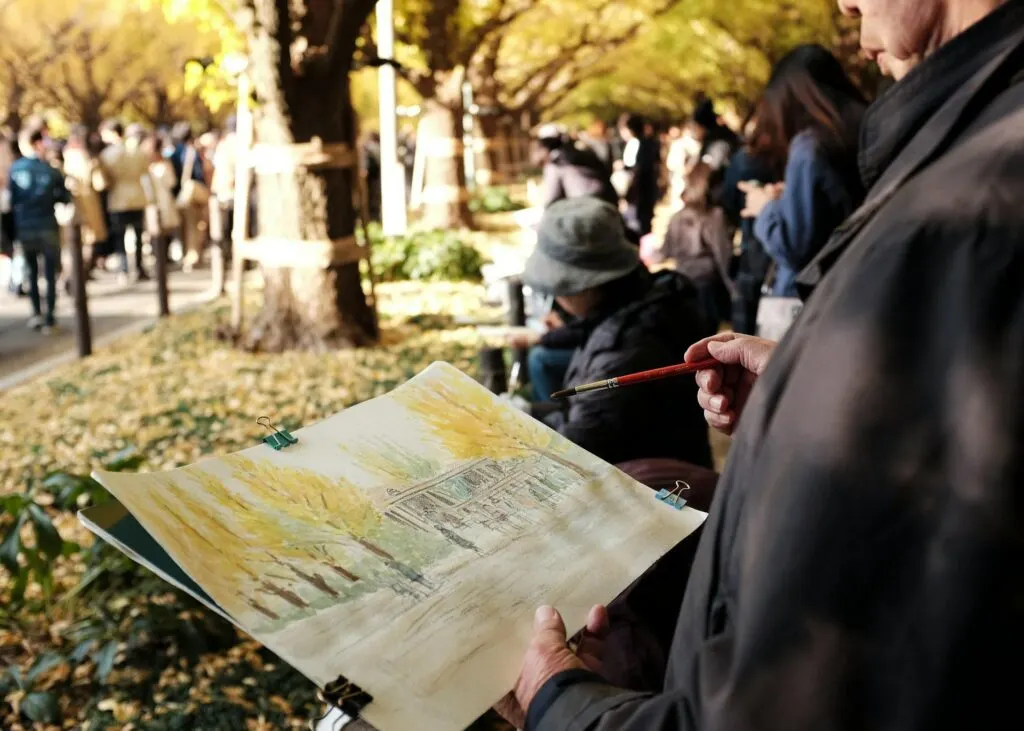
534,605,568,648
707,338,770,374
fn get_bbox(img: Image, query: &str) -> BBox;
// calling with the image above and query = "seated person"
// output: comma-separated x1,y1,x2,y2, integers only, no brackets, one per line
520,197,713,468
647,162,736,333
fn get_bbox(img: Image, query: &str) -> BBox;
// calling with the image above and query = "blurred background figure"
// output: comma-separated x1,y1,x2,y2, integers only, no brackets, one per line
210,117,239,262
691,97,740,173
618,114,659,241
648,162,735,333
1,129,16,278
62,125,109,285
142,131,182,263
537,123,618,209
168,121,208,272
666,121,703,205
100,120,151,282
8,125,69,332
579,119,613,173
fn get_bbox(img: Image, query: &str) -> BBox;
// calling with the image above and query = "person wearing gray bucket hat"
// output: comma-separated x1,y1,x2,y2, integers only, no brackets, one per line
515,196,713,469
523,197,639,297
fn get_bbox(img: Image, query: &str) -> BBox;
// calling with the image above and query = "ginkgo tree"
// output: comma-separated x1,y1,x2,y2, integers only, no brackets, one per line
0,0,222,132
158,0,380,351
556,0,876,124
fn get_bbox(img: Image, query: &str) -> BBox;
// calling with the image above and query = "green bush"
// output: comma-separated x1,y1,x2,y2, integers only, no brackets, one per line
468,185,526,214
371,229,485,283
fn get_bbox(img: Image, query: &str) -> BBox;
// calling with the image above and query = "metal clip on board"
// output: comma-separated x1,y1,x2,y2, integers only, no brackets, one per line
309,675,374,729
655,479,691,510
258,416,299,451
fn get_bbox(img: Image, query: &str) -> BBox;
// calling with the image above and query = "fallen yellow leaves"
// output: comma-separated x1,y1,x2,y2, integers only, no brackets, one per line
1,279,509,728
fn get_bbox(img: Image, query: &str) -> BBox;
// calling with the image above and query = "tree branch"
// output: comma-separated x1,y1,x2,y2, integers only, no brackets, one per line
506,0,679,113
458,0,534,67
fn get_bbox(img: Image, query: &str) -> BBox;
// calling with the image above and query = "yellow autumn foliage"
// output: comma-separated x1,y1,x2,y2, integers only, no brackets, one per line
394,367,554,461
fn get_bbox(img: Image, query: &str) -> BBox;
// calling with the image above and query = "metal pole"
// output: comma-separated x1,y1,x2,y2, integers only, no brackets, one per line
155,235,170,317
377,0,407,236
230,72,254,332
67,223,92,357
462,81,476,192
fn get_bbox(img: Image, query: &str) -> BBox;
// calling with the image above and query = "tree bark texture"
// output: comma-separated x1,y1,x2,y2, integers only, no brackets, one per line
419,71,472,230
473,113,507,186
242,0,377,352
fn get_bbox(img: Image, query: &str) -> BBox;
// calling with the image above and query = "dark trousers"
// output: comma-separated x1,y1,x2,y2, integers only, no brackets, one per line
22,231,61,325
528,346,575,402
109,210,147,275
624,203,655,239
732,272,764,336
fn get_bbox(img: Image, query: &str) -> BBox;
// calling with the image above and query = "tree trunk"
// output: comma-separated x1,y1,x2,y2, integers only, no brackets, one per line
474,112,506,187
242,0,377,352
420,71,472,230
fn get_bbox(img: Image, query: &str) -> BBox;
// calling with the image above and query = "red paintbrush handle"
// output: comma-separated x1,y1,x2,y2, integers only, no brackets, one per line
615,359,720,386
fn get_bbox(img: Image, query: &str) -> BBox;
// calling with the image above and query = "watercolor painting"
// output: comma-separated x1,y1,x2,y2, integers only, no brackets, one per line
92,362,705,731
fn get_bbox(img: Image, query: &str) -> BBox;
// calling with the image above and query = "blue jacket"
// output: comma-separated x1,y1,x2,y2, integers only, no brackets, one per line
754,131,861,297
7,155,69,239
167,143,205,196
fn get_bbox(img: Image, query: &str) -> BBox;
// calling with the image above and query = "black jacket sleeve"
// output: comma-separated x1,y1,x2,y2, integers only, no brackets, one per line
538,322,586,350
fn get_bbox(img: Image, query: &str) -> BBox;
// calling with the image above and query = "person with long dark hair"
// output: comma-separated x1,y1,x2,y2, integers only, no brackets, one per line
739,44,867,297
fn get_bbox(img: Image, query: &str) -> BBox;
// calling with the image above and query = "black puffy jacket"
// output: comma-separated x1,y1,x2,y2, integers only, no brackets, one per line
543,268,712,468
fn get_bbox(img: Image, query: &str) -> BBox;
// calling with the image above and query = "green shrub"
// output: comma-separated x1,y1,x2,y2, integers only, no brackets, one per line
372,229,485,283
468,185,526,214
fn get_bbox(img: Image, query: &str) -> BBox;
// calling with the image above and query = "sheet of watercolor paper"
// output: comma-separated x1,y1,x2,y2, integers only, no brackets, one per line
93,362,706,731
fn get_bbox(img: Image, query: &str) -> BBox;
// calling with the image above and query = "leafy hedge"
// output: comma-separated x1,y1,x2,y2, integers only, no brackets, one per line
369,227,486,283
469,186,527,214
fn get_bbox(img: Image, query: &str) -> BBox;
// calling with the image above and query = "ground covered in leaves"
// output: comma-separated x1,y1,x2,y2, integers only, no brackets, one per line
0,281,511,730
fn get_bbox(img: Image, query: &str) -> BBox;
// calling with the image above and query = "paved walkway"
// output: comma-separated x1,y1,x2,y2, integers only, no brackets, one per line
0,266,217,390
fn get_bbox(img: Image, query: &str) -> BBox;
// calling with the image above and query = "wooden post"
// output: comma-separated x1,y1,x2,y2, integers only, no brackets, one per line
230,72,254,332
507,277,528,383
209,198,227,296
67,223,92,357
479,347,508,394
155,234,170,317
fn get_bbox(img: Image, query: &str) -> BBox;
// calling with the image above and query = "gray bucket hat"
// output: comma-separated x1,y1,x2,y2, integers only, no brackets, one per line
523,197,639,297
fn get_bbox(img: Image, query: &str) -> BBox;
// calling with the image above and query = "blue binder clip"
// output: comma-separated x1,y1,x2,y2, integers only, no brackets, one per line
258,416,298,451
655,480,690,510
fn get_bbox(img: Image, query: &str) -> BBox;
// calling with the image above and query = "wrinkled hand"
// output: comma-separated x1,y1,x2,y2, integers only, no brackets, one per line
685,332,776,435
493,605,609,729
543,310,565,330
738,181,784,219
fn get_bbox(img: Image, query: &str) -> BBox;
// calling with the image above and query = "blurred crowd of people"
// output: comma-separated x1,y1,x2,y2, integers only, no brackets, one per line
0,116,243,333
534,48,866,345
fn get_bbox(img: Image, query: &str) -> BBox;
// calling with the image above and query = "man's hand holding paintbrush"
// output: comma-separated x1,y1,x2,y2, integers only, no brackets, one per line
552,332,777,437
685,333,776,435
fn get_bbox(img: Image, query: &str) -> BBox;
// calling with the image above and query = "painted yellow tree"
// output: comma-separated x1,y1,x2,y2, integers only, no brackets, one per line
393,368,555,460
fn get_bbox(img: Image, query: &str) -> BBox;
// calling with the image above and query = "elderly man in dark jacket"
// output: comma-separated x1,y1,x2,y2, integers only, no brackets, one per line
501,2,1024,730
522,197,712,469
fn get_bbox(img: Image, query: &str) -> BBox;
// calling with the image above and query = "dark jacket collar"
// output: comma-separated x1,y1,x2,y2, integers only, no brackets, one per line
859,0,1024,191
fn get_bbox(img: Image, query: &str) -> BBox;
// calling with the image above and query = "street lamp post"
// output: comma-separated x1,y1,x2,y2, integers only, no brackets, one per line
377,0,407,237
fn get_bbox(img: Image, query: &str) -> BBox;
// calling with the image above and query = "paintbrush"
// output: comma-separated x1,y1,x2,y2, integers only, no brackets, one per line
551,359,719,400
